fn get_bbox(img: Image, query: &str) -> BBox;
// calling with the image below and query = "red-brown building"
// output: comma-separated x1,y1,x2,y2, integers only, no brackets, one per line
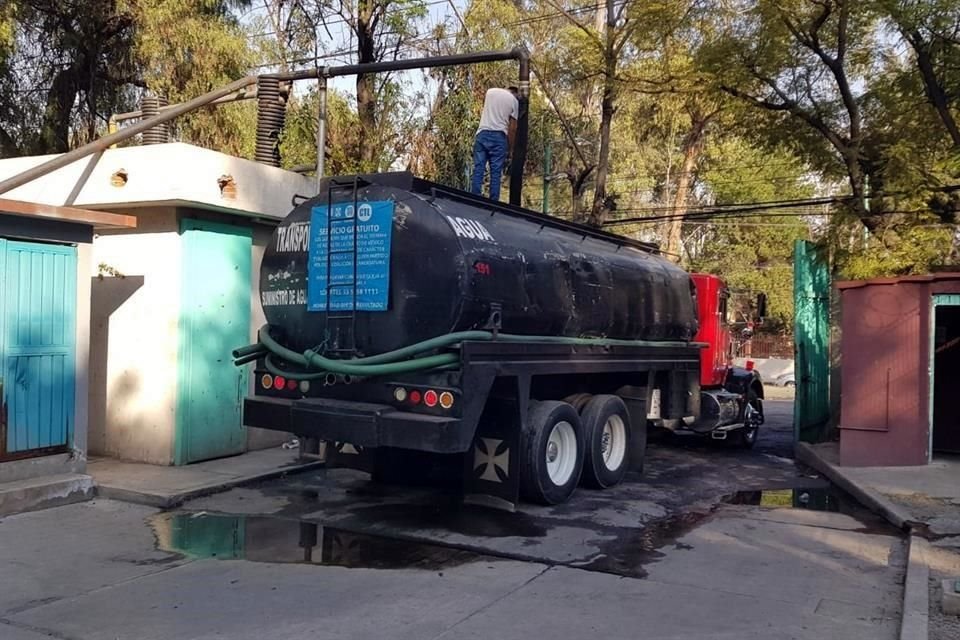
838,274,960,466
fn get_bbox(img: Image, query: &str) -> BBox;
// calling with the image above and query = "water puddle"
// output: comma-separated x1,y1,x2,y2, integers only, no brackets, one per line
150,485,896,580
722,487,841,511
580,509,717,578
150,512,481,570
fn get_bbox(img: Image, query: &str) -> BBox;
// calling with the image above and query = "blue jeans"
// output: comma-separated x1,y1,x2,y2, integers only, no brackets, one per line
470,130,508,200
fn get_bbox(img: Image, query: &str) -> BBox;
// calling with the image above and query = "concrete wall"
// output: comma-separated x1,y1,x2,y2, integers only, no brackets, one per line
88,223,181,465
0,143,314,220
73,243,92,467
88,206,287,463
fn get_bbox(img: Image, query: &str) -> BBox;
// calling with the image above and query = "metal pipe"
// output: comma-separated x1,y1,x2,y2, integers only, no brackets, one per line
261,48,525,82
111,86,259,124
0,76,257,196
317,75,328,188
509,47,530,206
328,49,523,77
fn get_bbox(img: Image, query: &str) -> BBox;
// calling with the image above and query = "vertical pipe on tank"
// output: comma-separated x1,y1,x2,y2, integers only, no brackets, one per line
316,75,328,192
509,48,530,206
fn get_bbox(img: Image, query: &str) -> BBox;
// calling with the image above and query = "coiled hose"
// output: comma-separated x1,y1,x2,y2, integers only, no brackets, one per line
233,324,694,381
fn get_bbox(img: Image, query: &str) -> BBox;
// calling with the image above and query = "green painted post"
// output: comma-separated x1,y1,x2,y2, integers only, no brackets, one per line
793,240,831,443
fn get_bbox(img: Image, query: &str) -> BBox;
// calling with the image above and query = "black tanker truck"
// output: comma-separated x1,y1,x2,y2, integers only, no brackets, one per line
235,172,764,509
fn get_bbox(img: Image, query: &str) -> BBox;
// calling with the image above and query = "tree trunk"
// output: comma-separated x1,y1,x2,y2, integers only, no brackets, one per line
356,0,378,170
906,29,960,148
663,112,709,262
40,68,79,153
587,0,617,228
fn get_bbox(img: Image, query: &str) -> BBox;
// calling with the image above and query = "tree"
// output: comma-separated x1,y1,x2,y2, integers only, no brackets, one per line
134,0,255,156
882,0,960,148
289,0,428,171
704,0,882,229
687,140,814,331
0,0,253,156
531,0,649,226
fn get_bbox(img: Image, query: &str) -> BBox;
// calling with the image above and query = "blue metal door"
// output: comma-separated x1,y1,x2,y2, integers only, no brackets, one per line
0,239,77,459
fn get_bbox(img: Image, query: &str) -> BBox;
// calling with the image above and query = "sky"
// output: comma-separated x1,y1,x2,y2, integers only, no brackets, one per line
241,1,467,98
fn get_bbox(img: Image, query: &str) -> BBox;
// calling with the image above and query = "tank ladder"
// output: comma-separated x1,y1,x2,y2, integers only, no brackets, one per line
323,176,361,356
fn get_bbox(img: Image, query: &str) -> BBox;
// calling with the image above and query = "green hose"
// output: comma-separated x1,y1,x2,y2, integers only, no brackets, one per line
244,323,696,380
263,355,330,381
304,351,459,376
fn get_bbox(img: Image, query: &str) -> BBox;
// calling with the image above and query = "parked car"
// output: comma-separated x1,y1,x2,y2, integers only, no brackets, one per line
773,372,796,387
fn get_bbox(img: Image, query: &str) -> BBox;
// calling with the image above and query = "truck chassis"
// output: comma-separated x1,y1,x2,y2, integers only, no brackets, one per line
244,338,762,510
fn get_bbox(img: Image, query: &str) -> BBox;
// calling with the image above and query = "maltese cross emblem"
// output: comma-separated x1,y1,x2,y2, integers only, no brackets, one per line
473,437,509,483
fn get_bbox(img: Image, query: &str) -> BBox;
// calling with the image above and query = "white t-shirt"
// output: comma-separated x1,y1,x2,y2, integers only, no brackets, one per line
477,88,519,135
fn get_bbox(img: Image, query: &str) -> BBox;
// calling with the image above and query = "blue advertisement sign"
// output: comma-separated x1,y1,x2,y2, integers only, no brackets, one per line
307,200,394,312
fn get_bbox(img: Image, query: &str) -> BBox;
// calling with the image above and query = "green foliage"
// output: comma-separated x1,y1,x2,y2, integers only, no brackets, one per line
0,0,253,155
688,141,814,331
280,87,365,175
131,0,255,155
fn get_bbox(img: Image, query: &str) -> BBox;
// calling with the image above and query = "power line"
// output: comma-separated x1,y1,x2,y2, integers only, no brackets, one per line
244,0,454,39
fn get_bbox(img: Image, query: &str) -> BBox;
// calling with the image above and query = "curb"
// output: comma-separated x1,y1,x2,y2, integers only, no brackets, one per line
794,443,930,640
0,473,95,516
794,443,911,529
901,535,930,640
95,460,325,509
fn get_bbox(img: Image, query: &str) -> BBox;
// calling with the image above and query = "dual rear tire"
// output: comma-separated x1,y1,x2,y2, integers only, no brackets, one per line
520,395,633,505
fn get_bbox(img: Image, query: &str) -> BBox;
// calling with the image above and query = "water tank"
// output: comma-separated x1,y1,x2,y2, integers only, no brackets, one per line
260,173,698,356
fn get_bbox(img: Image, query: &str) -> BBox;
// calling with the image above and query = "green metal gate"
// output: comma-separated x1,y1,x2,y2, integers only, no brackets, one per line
794,240,831,443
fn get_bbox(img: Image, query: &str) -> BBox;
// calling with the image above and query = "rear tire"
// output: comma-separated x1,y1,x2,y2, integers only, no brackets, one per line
520,401,585,505
563,393,592,413
580,395,632,489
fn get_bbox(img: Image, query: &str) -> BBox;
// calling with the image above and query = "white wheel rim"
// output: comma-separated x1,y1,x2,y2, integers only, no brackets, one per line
601,415,627,471
545,421,577,485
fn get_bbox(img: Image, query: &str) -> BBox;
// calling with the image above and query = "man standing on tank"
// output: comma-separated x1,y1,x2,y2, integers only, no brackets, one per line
470,86,518,201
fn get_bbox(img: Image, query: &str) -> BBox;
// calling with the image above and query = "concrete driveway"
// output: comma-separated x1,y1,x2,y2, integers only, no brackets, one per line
0,398,908,639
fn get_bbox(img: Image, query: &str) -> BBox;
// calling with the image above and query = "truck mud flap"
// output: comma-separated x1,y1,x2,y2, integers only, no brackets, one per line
462,388,522,512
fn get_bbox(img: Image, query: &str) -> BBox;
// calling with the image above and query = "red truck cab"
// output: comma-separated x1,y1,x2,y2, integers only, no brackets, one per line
691,273,732,389
675,273,766,447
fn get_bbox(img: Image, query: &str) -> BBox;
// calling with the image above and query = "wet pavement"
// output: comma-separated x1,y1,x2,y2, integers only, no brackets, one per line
167,399,896,578
0,397,910,639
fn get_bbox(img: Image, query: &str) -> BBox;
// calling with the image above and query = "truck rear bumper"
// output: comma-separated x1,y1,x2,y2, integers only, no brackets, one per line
243,396,470,454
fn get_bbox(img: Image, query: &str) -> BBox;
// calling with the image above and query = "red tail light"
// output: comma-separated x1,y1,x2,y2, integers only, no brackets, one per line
424,390,438,407
409,390,422,405
273,375,286,390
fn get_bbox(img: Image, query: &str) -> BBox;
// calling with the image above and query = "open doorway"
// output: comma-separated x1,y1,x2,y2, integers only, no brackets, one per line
932,302,960,453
